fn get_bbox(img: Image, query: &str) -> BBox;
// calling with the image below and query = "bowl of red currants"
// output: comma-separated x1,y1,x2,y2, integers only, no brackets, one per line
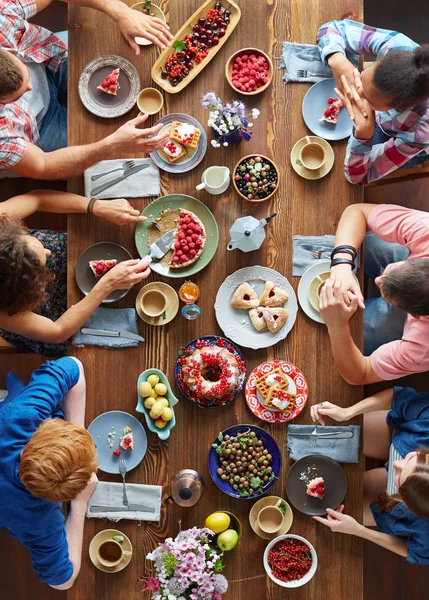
226,47,273,95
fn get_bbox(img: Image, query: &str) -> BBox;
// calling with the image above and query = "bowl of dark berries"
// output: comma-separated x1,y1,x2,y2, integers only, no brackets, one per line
233,154,279,202
226,47,273,95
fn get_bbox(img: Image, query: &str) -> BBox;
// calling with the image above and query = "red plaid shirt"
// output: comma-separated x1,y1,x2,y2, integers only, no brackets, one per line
0,0,67,169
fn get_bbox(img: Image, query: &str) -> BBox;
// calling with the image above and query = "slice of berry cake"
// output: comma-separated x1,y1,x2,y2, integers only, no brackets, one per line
169,209,206,268
320,97,343,124
89,259,117,278
306,476,325,499
97,68,120,96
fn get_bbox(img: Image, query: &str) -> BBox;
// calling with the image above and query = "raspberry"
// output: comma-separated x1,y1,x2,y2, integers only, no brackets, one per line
178,232,185,240
182,245,190,254
109,84,116,92
174,241,181,249
113,449,121,456
191,233,199,241
180,254,187,262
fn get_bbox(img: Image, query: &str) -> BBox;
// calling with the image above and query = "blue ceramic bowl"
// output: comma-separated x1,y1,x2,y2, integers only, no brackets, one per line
208,424,282,499
302,78,353,141
136,368,179,440
175,335,246,408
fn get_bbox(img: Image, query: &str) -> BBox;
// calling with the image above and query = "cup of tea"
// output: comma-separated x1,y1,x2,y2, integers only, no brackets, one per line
140,289,167,317
299,136,326,171
97,539,129,568
137,87,164,115
257,500,285,534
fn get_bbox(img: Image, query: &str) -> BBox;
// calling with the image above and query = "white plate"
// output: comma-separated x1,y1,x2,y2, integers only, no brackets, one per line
215,266,298,350
298,260,359,325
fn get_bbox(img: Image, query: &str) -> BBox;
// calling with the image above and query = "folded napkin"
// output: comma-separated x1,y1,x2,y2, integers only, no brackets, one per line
83,158,160,199
287,424,360,463
72,307,139,348
280,42,359,83
293,235,360,276
87,481,162,522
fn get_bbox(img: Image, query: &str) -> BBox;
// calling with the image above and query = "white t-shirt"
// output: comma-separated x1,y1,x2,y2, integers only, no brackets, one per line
22,62,50,124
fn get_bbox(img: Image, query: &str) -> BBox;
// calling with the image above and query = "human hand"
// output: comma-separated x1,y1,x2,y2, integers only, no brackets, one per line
73,472,98,506
116,7,173,53
335,70,376,138
313,506,364,536
328,53,357,94
319,276,359,330
93,198,146,227
108,114,170,155
330,263,365,309
311,402,350,425
99,257,151,293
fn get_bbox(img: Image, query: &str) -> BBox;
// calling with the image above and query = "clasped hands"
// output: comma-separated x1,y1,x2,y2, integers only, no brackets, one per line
319,273,364,330
335,69,375,140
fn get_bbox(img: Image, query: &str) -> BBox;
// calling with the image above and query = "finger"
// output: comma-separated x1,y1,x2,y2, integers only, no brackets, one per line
137,255,152,270
337,81,355,120
326,508,342,517
139,123,165,136
313,516,332,528
324,278,336,302
333,278,343,297
128,112,149,127
126,35,141,56
336,504,345,513
134,267,151,280
150,20,174,41
122,259,141,267
142,31,166,49
317,410,326,426
147,25,172,47
127,206,143,217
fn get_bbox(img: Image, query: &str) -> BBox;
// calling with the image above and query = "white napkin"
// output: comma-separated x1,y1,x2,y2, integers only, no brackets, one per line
86,481,162,522
83,158,160,199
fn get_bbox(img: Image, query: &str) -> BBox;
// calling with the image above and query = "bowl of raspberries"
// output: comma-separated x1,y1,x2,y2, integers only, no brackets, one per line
226,47,273,95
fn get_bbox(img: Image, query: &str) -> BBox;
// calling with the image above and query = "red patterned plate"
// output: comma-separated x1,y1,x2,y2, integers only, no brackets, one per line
245,360,308,424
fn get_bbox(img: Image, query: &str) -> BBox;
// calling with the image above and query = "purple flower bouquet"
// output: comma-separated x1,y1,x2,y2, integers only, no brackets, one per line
201,92,260,148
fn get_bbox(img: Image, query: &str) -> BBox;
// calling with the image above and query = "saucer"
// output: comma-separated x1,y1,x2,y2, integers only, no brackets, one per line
136,282,179,326
249,496,293,540
290,136,334,180
308,271,331,312
89,529,133,573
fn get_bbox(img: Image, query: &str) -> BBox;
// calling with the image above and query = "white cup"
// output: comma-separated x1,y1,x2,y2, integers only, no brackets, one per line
196,166,230,195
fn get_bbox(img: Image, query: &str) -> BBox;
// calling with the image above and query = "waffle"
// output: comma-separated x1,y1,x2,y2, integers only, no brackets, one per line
169,121,201,150
265,388,296,413
255,368,289,401
162,140,188,164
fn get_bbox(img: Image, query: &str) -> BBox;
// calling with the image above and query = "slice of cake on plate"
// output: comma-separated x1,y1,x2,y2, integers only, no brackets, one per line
162,140,188,164
320,97,343,124
169,121,201,150
231,282,259,309
120,432,134,450
169,209,206,268
89,259,117,278
306,477,325,499
97,68,120,96
259,281,289,307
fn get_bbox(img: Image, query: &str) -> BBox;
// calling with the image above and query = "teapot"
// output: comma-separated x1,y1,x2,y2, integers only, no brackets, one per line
227,213,277,252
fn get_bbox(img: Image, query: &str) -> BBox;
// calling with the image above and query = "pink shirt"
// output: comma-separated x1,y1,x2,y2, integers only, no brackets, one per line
368,204,429,380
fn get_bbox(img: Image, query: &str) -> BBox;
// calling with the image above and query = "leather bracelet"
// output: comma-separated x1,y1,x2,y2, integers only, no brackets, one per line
87,197,98,215
330,257,355,269
331,245,357,260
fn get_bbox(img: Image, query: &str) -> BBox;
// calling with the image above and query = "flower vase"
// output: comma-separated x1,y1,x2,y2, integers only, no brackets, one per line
212,127,242,144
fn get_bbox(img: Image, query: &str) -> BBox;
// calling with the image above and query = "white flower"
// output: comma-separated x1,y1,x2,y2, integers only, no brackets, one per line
247,122,253,128
223,142,229,146
211,140,218,147
251,108,260,119
168,595,177,600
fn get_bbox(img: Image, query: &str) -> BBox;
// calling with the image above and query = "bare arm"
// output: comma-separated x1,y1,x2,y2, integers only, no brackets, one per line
61,357,86,426
311,388,394,423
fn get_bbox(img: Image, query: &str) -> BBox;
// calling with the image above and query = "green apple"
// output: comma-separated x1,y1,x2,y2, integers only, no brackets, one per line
217,529,239,551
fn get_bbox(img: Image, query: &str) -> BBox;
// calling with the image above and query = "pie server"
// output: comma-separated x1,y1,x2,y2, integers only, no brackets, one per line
90,504,155,513
289,431,353,439
149,229,176,260
80,328,145,343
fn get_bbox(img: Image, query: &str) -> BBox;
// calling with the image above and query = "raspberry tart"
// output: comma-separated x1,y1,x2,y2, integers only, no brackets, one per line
89,259,117,278
320,97,343,124
97,68,120,96
306,476,325,499
170,209,206,268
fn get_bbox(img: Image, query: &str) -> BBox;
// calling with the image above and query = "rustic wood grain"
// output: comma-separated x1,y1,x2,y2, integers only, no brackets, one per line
67,1,363,599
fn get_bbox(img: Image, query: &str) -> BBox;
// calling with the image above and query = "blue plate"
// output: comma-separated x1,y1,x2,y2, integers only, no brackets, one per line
136,368,179,440
208,424,282,499
88,410,147,474
302,78,353,141
150,113,207,173
175,335,246,408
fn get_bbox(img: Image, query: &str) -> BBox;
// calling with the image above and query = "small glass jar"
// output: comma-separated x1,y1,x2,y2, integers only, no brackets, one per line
179,281,201,321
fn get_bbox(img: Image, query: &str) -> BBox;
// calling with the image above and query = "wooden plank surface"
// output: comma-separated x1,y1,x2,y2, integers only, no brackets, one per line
67,1,363,599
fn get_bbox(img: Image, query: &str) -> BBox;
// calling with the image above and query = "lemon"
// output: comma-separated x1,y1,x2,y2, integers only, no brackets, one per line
162,407,173,421
139,381,152,397
147,374,160,387
204,512,231,534
155,383,167,396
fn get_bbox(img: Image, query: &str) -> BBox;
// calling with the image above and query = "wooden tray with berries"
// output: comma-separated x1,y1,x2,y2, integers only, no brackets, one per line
151,0,241,93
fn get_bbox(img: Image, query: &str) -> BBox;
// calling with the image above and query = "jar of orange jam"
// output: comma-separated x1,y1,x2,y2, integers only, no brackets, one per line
179,281,201,320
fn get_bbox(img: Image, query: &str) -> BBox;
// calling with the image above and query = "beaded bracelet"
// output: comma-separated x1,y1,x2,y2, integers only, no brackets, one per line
330,257,355,269
87,197,98,215
331,245,357,260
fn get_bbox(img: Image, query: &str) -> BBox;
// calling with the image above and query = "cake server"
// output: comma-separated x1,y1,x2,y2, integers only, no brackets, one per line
149,229,176,260
80,328,145,343
289,430,353,439
91,163,150,195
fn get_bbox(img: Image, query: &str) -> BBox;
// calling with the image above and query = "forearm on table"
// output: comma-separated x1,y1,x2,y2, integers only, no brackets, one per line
327,323,370,385
344,388,394,419
60,500,87,588
0,190,90,219
60,0,130,20
356,525,408,558
62,357,86,426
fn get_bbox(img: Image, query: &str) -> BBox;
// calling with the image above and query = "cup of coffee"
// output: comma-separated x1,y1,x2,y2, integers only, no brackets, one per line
140,289,167,317
97,539,129,568
257,500,285,534
299,136,326,171
137,87,164,115
308,272,330,312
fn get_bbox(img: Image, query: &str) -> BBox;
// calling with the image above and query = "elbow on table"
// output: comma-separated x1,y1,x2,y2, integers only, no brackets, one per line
49,569,80,591
342,373,365,386
344,168,367,186
44,326,71,345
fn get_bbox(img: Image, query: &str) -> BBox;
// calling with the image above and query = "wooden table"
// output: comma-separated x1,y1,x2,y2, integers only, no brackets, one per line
67,1,363,598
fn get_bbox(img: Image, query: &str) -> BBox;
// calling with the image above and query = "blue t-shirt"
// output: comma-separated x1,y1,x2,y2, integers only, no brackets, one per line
371,386,429,565
0,357,80,585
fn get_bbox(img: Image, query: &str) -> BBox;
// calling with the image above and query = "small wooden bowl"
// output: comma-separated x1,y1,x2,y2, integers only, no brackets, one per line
225,47,273,95
131,2,166,46
233,154,280,203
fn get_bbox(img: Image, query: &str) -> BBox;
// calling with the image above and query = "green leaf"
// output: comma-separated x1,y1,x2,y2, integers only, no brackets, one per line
173,40,186,52
178,348,185,356
213,557,224,573
269,472,275,482
112,535,124,544
279,502,287,515
215,447,223,455
162,311,166,320
238,488,250,497
217,431,224,442
162,553,178,577
143,0,152,10
296,158,304,166
250,477,262,489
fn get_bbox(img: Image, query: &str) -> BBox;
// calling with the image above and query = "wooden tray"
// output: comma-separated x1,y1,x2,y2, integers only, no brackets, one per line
151,0,241,94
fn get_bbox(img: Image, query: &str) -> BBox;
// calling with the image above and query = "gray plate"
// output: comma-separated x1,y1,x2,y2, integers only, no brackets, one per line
75,242,132,304
78,55,140,118
88,410,147,474
286,454,347,516
302,78,353,141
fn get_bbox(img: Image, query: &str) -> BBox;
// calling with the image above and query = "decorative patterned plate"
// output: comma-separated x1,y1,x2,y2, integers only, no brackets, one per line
175,335,246,408
149,114,207,173
245,360,308,424
215,266,298,349
302,78,353,141
78,55,140,118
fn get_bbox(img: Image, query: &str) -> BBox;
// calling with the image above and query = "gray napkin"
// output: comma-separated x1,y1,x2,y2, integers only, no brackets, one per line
280,42,359,83
293,235,360,276
287,425,360,463
87,481,162,522
83,158,160,199
72,307,139,348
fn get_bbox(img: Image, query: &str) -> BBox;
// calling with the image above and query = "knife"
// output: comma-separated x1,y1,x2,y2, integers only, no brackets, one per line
289,431,353,439
80,328,145,343
149,229,176,260
301,244,333,254
90,504,155,513
91,163,150,196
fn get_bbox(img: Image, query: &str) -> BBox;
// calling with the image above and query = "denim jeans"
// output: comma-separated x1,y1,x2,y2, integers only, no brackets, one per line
373,124,429,168
39,30,68,152
364,232,409,355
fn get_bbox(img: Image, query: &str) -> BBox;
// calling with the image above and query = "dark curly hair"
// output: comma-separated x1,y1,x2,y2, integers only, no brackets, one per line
0,215,54,315
373,45,429,110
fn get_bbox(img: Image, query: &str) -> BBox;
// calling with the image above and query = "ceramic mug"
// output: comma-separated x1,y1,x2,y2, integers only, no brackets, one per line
299,136,326,171
97,539,130,568
140,289,167,317
308,272,330,312
196,166,230,195
137,87,164,115
257,499,285,534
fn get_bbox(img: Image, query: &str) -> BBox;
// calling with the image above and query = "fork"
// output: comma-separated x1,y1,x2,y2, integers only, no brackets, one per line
310,419,319,445
311,249,331,259
146,219,161,232
296,69,318,78
119,459,129,507
91,160,136,181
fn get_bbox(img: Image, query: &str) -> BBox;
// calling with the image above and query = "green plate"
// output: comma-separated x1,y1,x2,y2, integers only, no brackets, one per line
135,194,219,279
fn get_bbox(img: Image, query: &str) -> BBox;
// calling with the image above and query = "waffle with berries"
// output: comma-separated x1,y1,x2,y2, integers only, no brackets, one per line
265,388,296,413
320,97,343,124
162,140,188,164
97,68,120,96
169,121,201,150
255,368,289,401
170,209,206,268
89,259,117,278
306,477,325,499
